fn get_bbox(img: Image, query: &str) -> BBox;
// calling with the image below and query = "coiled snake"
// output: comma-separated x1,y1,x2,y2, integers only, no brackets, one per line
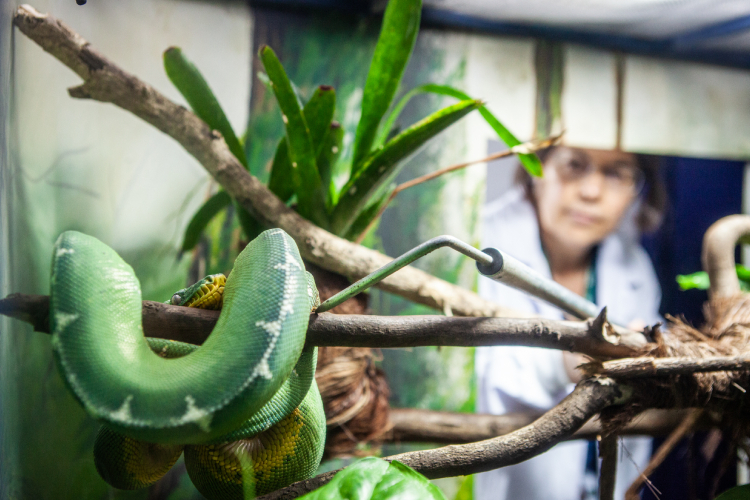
49,229,326,498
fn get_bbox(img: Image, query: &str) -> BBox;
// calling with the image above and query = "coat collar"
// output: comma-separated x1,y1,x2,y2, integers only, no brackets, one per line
481,187,656,325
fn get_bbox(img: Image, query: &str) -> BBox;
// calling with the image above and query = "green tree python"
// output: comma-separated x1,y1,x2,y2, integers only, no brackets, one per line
49,228,326,498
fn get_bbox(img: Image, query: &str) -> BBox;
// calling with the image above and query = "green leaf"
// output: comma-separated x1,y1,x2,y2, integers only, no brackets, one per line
715,484,750,500
677,265,750,291
268,138,295,203
371,461,446,500
268,86,338,206
236,203,265,242
299,458,446,500
379,83,543,177
331,99,480,236
164,47,246,167
318,122,344,206
343,185,394,241
181,191,231,252
736,263,750,282
351,0,422,173
260,45,328,228
676,271,710,291
305,85,337,155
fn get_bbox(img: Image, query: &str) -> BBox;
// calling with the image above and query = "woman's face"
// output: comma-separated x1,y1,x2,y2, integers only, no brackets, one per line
533,147,642,251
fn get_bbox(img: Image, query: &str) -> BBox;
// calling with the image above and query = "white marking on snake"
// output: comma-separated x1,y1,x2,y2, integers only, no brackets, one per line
109,395,134,423
54,312,79,334
256,358,273,380
179,395,213,433
251,233,298,384
56,247,74,257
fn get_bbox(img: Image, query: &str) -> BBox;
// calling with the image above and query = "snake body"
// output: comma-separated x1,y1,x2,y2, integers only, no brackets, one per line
49,229,326,497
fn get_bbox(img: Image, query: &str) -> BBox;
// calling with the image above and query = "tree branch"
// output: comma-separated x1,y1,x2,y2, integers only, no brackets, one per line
590,355,750,378
258,378,626,500
1,293,640,357
384,408,706,444
12,4,530,320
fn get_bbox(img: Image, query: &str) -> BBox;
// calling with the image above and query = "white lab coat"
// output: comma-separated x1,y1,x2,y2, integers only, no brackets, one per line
475,187,661,500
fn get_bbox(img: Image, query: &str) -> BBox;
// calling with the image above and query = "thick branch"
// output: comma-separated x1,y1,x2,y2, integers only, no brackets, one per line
384,408,705,444
12,4,528,320
1,294,640,356
591,355,750,378
259,378,625,499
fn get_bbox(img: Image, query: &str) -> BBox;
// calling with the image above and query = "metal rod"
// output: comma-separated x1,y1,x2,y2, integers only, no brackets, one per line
316,235,603,324
476,248,600,320
316,236,493,312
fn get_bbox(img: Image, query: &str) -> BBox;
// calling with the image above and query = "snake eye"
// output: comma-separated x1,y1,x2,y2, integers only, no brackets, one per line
170,294,182,305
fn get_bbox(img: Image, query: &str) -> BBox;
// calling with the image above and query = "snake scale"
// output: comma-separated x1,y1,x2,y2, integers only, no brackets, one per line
49,228,326,498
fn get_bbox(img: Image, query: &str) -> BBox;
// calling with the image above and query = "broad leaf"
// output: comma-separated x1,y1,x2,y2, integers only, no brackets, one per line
260,46,328,228
331,99,480,235
378,83,543,177
164,47,246,167
371,461,446,500
181,191,231,252
351,0,422,173
299,457,446,500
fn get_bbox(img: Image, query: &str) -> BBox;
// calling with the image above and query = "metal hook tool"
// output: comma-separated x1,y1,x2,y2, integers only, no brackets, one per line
315,235,602,322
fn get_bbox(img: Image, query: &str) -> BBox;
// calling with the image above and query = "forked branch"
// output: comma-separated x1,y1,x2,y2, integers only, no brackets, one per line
13,4,526,320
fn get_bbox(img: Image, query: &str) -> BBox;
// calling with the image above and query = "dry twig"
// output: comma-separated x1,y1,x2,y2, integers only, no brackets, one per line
354,133,563,244
625,409,703,500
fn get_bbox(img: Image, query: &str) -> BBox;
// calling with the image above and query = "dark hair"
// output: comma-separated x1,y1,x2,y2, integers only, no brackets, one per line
514,146,667,234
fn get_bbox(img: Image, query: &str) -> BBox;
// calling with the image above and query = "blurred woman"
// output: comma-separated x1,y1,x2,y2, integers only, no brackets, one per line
475,146,666,500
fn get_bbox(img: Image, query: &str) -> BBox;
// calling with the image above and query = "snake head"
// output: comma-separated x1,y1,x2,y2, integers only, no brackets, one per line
168,274,227,310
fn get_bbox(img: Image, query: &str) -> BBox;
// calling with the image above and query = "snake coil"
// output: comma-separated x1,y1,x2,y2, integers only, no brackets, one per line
49,229,326,498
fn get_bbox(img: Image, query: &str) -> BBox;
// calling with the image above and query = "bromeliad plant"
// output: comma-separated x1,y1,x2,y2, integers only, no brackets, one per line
168,0,543,253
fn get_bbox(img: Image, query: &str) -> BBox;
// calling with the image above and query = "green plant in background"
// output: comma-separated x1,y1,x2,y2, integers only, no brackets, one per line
166,0,542,255
299,457,447,500
676,264,750,292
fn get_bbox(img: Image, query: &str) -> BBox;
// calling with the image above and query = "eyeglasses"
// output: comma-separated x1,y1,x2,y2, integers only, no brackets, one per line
546,149,645,194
